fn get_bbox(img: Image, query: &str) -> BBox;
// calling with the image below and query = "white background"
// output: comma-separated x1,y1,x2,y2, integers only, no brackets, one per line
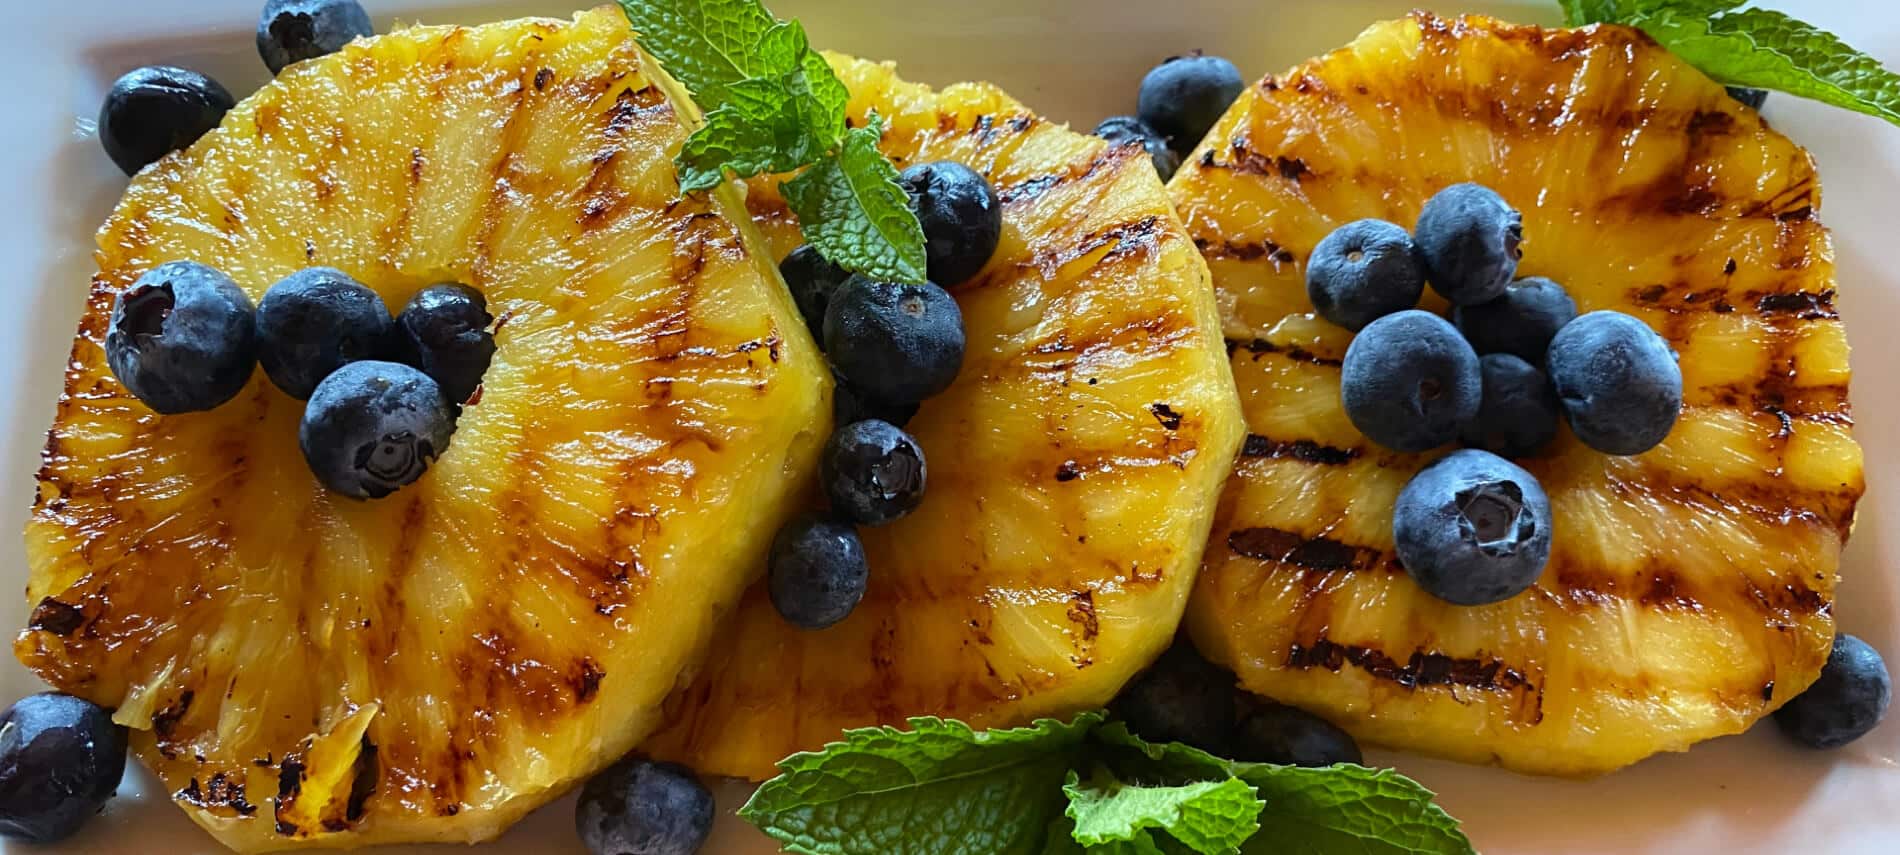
0,1,1894,852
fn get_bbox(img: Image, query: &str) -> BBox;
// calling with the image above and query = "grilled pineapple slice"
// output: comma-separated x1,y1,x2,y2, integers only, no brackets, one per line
1168,13,1864,776
19,9,828,850
646,54,1246,780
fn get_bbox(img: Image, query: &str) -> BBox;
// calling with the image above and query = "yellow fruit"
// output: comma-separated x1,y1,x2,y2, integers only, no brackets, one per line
1168,13,1864,776
20,9,827,851
646,54,1246,780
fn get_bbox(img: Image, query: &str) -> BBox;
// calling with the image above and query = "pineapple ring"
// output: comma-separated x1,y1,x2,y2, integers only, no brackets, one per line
646,55,1247,779
20,10,829,851
1170,13,1865,776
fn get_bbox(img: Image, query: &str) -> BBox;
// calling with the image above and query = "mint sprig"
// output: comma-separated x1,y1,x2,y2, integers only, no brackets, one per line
1559,1,1900,127
618,0,927,283
740,713,1473,855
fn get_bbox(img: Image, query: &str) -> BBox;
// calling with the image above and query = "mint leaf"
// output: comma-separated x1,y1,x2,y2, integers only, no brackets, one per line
1064,769,1261,855
1093,725,1474,855
740,714,1102,855
1558,1,1900,127
782,120,929,284
616,0,782,100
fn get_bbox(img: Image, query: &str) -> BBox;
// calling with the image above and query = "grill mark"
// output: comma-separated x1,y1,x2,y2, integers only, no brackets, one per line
1285,636,1534,694
569,657,605,702
1240,435,1359,465
152,689,195,756
467,62,539,286
1148,403,1183,431
177,772,258,817
1757,289,1838,320
995,148,1122,205
1227,527,1381,572
1225,336,1342,367
1194,236,1296,264
27,598,85,636
274,755,306,836
345,737,378,824
1066,590,1099,647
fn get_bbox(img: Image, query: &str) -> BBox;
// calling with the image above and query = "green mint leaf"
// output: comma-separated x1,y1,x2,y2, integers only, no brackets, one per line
781,120,929,283
1558,0,1626,25
1640,6,1900,126
740,713,1103,855
1063,769,1262,855
616,0,782,100
676,62,840,193
1093,725,1474,855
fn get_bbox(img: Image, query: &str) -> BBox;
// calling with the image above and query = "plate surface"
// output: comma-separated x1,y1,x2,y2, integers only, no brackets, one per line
2,1,1895,852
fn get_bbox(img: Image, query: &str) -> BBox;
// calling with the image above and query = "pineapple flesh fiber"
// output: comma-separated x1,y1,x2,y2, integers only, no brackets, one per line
19,9,829,851
1169,13,1866,776
646,54,1247,780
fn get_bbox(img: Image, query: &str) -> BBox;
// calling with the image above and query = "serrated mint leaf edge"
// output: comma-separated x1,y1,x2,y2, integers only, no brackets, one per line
780,120,929,284
1062,769,1262,855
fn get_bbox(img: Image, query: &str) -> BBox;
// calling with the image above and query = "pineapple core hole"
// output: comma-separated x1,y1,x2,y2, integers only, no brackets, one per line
1456,481,1528,550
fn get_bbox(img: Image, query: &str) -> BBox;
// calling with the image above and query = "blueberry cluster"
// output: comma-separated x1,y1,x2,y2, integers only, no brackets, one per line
99,0,373,175
764,161,997,631
103,261,495,499
1092,52,1247,181
1309,183,1683,606
1112,642,1362,768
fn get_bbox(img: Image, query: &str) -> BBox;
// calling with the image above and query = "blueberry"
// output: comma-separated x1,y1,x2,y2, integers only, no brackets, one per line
1460,354,1560,459
256,267,394,400
1414,183,1523,306
1112,642,1238,753
824,277,965,405
1394,449,1552,606
822,420,927,526
575,757,714,855
833,370,918,430
1137,54,1245,154
1546,311,1682,455
1305,219,1426,331
300,361,453,499
1775,634,1892,749
395,283,494,406
768,515,870,630
1094,116,1181,182
1232,702,1362,768
1728,87,1769,111
0,694,127,844
258,0,375,75
900,162,1002,286
1451,277,1578,364
780,245,851,343
1341,310,1481,453
105,261,257,414
98,66,236,176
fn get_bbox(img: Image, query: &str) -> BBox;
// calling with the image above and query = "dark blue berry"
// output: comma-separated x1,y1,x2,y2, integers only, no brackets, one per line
822,420,926,526
1094,115,1181,181
1728,87,1769,110
256,267,394,400
824,277,965,405
1775,634,1891,749
98,66,235,176
1112,642,1238,753
1394,449,1552,606
1232,702,1362,767
1451,276,1578,364
1415,183,1523,306
1546,311,1682,455
1137,54,1245,154
768,515,870,630
780,245,851,343
0,693,128,844
105,261,257,414
575,757,714,855
258,0,375,75
833,370,918,430
1305,219,1426,331
300,361,453,499
1341,310,1481,453
900,162,1002,286
1460,354,1560,459
395,283,494,406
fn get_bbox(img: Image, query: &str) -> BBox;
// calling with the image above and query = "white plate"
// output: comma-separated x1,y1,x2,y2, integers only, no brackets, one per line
4,1,1897,852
